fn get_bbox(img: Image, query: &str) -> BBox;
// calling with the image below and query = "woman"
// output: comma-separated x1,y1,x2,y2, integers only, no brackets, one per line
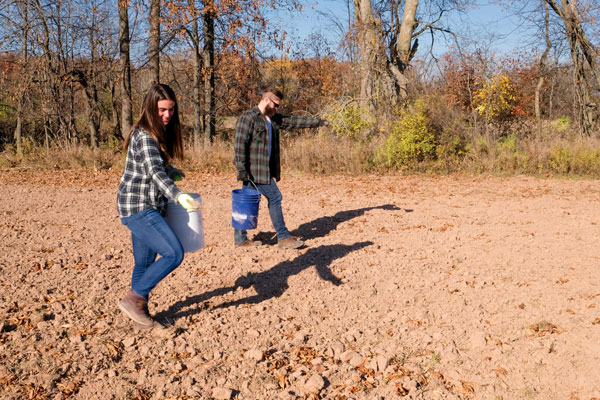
116,84,201,328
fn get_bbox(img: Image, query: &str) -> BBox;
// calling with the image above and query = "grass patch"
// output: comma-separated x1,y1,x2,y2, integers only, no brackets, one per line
3,129,600,179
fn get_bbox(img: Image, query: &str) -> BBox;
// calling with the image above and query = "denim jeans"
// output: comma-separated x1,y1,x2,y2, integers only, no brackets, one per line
121,208,184,299
234,178,290,243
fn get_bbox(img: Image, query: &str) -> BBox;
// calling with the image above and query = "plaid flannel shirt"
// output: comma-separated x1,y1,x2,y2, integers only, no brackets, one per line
233,107,322,184
117,128,182,218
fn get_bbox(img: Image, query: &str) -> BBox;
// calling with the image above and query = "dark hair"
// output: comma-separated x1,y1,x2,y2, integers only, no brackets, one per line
262,87,284,100
123,84,184,163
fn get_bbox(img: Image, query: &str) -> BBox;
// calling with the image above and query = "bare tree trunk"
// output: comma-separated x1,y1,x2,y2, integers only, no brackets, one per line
203,8,216,142
353,0,376,113
536,0,551,138
13,1,30,155
119,0,133,135
352,0,419,120
188,0,203,146
391,0,418,99
545,0,599,134
110,79,122,140
149,0,160,85
86,22,99,148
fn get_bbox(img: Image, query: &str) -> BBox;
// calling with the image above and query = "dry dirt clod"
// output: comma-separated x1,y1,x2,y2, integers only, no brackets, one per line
244,348,264,362
304,373,325,393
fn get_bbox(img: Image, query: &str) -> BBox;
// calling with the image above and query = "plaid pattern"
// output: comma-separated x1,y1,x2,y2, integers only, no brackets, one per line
233,107,322,184
117,128,182,218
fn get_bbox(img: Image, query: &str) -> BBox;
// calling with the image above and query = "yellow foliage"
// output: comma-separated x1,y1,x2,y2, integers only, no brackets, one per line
473,74,516,120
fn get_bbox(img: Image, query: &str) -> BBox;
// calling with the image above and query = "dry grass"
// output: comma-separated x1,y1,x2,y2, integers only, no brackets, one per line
2,129,600,179
280,131,385,176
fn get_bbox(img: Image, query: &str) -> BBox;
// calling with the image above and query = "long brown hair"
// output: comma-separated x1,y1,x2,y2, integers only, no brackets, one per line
123,84,184,163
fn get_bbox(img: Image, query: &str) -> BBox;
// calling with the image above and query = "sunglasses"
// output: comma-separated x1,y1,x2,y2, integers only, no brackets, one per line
269,98,280,108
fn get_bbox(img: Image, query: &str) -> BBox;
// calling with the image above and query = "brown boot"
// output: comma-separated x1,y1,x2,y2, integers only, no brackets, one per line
118,291,154,328
277,236,305,249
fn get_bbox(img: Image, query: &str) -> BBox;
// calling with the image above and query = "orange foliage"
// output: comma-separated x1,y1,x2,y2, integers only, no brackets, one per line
441,50,543,123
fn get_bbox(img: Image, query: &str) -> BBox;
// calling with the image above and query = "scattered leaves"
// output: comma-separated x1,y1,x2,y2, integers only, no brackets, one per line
0,374,16,387
527,321,562,336
73,262,86,271
436,223,453,232
457,380,475,395
293,346,318,365
105,339,124,362
56,379,81,397
394,382,409,395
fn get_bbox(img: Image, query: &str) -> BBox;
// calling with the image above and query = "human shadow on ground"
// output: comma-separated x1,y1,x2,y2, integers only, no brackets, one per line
154,241,373,322
294,204,406,240
252,204,406,245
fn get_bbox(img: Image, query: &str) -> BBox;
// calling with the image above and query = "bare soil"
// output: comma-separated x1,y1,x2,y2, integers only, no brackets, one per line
1,169,599,400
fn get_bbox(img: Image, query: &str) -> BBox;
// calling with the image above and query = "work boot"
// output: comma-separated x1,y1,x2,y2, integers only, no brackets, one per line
118,291,154,328
277,236,304,249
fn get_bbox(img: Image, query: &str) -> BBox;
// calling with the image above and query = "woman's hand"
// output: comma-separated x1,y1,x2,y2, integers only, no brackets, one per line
177,194,202,211
167,166,186,182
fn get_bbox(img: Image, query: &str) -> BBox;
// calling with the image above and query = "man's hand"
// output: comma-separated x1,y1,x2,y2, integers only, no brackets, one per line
177,193,202,211
237,170,249,182
319,119,330,127
167,166,186,182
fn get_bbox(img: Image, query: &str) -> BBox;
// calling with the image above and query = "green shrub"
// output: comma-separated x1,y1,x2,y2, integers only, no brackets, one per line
499,134,517,151
549,146,600,175
325,101,373,138
380,99,437,168
556,116,570,130
492,134,530,172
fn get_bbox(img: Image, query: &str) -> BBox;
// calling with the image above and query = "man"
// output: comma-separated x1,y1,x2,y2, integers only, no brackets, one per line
233,87,327,249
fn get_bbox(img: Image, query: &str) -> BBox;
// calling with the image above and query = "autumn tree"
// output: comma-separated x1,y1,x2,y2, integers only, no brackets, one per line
119,0,133,135
352,0,469,122
164,0,302,143
543,0,600,134
149,0,161,85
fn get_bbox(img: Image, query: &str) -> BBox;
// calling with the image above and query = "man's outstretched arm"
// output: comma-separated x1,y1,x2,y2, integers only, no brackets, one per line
276,114,327,130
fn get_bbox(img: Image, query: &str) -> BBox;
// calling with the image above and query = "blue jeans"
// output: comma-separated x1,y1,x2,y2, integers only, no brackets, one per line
234,178,290,243
121,208,184,299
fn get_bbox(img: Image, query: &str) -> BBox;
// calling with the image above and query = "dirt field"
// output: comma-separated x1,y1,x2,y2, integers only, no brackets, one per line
1,169,599,400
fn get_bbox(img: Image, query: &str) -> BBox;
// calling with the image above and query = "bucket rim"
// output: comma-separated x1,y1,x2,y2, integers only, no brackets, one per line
232,188,261,196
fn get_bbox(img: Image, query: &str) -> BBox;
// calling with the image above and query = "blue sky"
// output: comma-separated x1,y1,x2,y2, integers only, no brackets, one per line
270,0,533,58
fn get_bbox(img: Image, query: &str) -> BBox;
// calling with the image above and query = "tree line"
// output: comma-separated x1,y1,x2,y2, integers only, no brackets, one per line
1,0,600,157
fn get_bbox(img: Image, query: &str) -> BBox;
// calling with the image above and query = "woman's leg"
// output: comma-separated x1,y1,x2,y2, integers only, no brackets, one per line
123,209,184,298
129,232,156,301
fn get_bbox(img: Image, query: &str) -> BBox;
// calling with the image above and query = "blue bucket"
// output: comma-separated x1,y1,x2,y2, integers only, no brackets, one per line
232,188,261,230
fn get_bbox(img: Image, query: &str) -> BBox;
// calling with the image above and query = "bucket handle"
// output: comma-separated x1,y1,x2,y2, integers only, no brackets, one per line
246,179,259,192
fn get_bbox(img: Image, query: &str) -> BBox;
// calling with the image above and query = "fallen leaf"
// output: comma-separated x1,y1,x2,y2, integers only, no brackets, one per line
527,321,562,336
458,380,475,394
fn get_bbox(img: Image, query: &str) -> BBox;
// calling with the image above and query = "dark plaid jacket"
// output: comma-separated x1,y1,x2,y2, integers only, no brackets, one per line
117,128,182,217
233,107,322,184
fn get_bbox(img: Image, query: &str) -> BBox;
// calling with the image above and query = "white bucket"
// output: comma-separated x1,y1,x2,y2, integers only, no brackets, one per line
165,193,205,253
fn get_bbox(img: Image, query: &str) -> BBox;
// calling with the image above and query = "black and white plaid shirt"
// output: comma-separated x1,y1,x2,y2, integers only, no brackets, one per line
117,128,182,218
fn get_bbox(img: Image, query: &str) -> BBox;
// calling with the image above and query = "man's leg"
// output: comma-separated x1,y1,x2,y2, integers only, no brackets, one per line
234,227,248,244
249,178,290,241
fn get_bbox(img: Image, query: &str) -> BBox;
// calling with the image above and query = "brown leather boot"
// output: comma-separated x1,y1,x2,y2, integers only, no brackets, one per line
118,291,154,328
277,236,305,249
